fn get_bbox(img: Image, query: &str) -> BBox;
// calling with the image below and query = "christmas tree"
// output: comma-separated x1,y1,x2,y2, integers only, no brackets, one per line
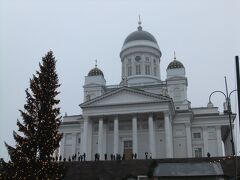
4,50,63,179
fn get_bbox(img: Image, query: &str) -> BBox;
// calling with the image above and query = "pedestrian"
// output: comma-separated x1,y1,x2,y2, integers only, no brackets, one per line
95,153,97,161
145,152,148,159
134,153,137,159
110,154,113,160
59,155,62,161
78,152,80,161
207,152,211,158
131,153,134,159
83,153,86,161
122,154,125,160
63,157,66,162
80,155,83,162
104,153,107,160
149,153,152,159
113,154,116,160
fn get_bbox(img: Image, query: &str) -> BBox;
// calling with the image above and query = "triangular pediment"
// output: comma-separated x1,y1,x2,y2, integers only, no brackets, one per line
80,86,171,108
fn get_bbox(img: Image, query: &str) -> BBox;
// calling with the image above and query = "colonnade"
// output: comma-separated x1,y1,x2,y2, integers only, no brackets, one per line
81,112,174,160
60,115,225,160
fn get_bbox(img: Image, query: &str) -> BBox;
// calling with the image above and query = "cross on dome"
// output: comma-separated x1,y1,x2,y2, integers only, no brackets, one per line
95,59,98,67
138,15,142,31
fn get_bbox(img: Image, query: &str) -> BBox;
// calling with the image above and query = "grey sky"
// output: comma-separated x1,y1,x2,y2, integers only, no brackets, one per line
0,0,239,160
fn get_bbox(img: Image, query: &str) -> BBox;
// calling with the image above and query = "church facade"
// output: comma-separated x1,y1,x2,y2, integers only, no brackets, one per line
59,22,234,161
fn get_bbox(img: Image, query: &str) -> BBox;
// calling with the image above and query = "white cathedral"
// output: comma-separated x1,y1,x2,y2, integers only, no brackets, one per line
59,21,234,161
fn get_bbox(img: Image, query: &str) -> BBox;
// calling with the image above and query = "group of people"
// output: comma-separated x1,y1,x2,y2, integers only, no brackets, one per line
94,153,138,161
53,151,153,162
52,152,86,162
145,152,152,159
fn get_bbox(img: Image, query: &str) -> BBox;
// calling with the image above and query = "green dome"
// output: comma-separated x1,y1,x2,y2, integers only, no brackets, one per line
167,60,184,69
88,67,104,77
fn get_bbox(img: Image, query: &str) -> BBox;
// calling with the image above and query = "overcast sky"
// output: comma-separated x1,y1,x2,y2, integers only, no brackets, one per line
0,0,240,160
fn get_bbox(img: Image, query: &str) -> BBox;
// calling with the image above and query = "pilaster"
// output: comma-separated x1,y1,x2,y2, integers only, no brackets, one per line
216,126,224,156
114,116,119,155
185,123,192,157
203,126,209,157
132,114,138,156
98,117,103,160
164,112,173,158
148,113,156,158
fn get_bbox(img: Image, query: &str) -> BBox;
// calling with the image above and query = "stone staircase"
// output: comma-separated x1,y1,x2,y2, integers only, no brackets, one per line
62,157,240,180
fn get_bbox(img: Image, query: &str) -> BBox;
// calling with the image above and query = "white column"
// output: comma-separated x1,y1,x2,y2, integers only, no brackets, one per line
203,126,209,157
164,113,173,158
185,124,193,157
60,133,65,158
103,121,107,155
148,113,156,158
87,119,93,161
82,119,88,155
216,126,223,156
98,117,103,160
132,114,138,156
114,116,119,155
72,132,77,155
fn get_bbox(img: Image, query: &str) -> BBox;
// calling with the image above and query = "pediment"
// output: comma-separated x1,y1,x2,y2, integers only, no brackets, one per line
80,86,171,108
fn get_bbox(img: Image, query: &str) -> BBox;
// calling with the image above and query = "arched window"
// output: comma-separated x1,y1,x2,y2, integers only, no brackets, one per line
128,66,132,76
145,64,150,75
136,64,141,75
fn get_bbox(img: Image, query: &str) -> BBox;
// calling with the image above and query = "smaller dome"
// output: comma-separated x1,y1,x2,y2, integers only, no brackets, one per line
167,60,184,69
88,66,104,77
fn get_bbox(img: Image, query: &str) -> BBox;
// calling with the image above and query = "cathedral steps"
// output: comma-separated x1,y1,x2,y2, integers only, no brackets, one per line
62,157,240,180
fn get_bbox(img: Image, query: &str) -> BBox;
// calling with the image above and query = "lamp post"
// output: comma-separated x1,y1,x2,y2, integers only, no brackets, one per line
208,76,236,156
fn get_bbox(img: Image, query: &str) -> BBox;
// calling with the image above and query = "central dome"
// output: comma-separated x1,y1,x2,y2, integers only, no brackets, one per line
121,24,160,54
123,29,158,45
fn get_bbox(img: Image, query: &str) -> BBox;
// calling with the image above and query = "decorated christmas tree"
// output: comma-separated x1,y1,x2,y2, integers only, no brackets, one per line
4,50,63,179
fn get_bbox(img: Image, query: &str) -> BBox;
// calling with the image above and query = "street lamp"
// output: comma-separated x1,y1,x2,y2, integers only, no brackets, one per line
208,76,236,156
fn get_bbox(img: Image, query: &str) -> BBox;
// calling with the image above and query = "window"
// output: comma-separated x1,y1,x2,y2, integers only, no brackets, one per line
119,120,132,130
108,121,113,131
65,133,72,145
124,140,132,148
153,59,156,64
145,57,149,62
128,58,131,63
154,66,157,76
193,147,202,157
136,64,141,75
145,64,150,75
128,66,132,76
77,133,81,144
193,132,201,139
135,56,141,62
93,121,98,132
141,119,148,129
